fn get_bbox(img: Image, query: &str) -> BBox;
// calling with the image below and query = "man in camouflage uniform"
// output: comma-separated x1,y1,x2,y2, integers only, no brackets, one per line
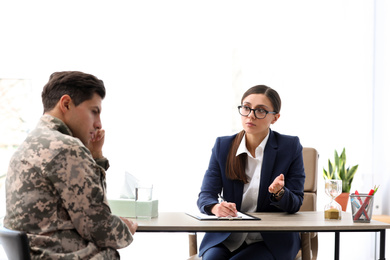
4,71,137,259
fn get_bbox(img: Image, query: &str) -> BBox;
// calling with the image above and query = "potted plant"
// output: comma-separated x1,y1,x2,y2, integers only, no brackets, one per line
323,148,359,211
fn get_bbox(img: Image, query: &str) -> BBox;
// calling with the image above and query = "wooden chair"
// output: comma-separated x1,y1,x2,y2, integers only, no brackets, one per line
297,147,318,260
188,147,318,260
0,226,31,260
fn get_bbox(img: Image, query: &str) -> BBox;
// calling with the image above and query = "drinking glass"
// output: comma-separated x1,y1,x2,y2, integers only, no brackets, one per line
135,183,153,219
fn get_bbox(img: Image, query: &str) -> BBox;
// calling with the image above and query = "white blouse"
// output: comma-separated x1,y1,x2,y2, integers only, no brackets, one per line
223,132,269,252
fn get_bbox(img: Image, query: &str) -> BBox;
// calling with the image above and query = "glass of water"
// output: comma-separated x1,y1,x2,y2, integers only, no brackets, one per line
135,183,153,219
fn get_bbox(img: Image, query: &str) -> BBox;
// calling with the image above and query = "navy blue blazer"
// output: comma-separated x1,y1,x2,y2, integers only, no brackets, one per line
197,130,305,260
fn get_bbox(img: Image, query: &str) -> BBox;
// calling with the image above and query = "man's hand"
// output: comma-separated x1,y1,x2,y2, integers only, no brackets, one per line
120,217,138,235
87,129,105,159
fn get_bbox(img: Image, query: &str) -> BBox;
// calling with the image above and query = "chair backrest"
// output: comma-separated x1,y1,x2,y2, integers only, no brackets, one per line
0,226,31,260
299,147,318,212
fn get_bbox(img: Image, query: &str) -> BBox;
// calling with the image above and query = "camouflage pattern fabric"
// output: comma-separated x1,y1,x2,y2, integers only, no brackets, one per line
4,115,132,259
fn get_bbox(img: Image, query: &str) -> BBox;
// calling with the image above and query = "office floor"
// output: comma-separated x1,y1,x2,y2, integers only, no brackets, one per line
119,233,190,259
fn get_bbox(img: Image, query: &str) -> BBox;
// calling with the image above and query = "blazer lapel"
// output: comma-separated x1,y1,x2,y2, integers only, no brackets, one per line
233,181,244,210
257,130,278,211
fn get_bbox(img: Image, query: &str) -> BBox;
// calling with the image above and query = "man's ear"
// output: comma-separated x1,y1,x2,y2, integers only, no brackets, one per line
59,95,72,113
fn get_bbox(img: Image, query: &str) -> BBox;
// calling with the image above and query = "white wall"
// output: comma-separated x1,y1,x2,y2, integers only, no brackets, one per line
373,0,390,216
0,1,388,259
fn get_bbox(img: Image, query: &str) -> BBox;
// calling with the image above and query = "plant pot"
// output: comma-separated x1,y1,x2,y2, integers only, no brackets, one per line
335,192,349,211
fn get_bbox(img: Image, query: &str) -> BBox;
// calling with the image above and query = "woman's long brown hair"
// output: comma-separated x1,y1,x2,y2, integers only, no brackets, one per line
226,130,248,183
225,85,281,183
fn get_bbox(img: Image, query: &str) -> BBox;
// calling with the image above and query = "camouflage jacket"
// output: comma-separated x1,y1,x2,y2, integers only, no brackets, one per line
4,115,132,260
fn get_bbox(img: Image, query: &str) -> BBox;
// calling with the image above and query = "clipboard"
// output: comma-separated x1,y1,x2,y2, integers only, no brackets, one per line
186,211,261,221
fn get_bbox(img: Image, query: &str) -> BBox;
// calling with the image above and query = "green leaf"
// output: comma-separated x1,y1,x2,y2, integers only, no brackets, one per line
323,168,329,179
334,150,339,171
346,165,358,181
339,160,346,180
340,148,346,162
324,148,358,192
328,159,334,179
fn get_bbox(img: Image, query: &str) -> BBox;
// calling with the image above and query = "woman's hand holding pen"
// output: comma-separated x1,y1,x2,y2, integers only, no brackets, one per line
211,201,238,217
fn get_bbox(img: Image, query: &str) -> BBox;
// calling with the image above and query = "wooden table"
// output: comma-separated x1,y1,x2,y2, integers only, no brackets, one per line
374,215,390,224
131,211,390,260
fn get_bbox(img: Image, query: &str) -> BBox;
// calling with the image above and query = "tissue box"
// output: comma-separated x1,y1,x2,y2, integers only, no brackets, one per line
108,199,159,218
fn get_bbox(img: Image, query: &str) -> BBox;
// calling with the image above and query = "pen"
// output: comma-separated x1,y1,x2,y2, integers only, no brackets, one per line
218,193,240,218
218,193,224,203
218,215,242,220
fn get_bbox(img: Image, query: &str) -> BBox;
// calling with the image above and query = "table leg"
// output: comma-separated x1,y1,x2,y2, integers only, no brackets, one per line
379,229,386,260
189,232,198,257
335,231,340,260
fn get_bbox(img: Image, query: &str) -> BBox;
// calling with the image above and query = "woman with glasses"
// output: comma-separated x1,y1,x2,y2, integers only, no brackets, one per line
197,85,305,260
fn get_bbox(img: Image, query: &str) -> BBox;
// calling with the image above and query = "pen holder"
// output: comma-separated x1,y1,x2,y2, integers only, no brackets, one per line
350,193,374,223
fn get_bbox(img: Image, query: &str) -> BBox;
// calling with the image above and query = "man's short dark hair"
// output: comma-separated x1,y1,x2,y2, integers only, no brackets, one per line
41,71,106,113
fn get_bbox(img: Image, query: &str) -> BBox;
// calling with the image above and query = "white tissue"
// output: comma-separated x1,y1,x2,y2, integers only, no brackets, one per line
119,171,139,199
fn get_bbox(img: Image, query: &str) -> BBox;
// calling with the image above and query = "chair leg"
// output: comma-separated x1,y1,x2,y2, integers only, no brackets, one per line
311,234,318,260
189,232,198,257
301,232,311,260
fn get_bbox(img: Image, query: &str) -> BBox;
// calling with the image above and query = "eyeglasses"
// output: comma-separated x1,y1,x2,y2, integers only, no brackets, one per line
238,105,277,119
